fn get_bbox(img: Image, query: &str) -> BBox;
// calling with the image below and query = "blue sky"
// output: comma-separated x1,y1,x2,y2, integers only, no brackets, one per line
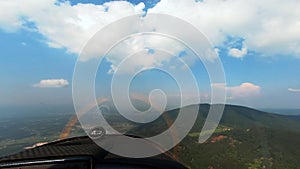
0,0,300,109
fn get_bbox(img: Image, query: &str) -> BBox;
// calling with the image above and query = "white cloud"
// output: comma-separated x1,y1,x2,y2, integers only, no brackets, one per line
212,82,261,99
0,0,145,54
228,45,248,58
0,0,299,69
33,79,69,88
228,82,261,99
288,88,300,92
148,0,300,58
0,0,188,74
105,35,187,74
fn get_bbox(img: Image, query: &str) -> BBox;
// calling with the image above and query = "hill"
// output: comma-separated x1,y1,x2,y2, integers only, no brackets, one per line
131,104,300,169
131,104,300,136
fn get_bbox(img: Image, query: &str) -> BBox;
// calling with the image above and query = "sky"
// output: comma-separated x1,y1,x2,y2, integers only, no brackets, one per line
0,0,300,109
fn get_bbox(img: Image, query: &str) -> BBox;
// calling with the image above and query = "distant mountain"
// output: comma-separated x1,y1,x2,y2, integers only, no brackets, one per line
131,104,300,137
261,108,300,116
216,104,300,131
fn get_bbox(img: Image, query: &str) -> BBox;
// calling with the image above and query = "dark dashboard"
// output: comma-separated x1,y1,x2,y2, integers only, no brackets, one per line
0,136,187,169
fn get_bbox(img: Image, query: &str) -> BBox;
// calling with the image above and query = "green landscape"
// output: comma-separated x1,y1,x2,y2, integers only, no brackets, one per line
1,104,300,169
131,104,300,169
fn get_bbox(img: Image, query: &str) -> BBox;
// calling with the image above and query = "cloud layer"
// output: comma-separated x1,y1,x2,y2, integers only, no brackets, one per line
149,0,300,58
1,0,299,59
0,0,145,54
33,79,69,88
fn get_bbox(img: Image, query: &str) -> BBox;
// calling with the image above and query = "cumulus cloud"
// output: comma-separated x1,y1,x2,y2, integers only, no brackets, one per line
288,88,300,92
0,0,299,69
228,82,261,99
228,45,248,58
148,0,300,58
0,0,195,74
105,35,189,74
212,82,261,99
0,0,145,54
33,79,69,88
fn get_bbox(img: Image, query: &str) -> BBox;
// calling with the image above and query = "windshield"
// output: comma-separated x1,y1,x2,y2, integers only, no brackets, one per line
1,0,300,168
